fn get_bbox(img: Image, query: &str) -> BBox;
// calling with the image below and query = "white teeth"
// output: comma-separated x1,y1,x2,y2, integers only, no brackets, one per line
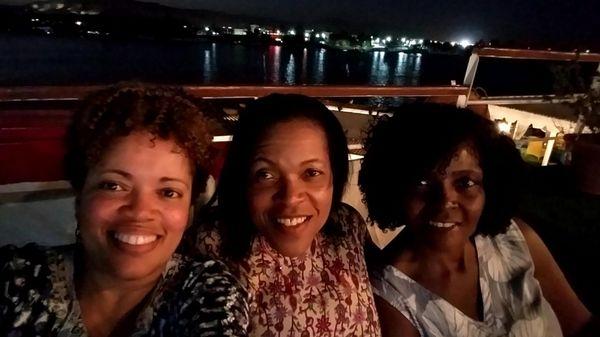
114,232,158,245
275,217,308,227
428,221,456,228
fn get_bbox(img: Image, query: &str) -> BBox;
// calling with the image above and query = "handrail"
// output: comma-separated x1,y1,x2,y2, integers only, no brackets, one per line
0,85,469,103
462,48,600,106
474,47,600,62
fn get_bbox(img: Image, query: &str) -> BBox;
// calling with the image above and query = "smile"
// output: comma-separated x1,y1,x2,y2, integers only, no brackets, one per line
113,232,158,245
275,216,310,227
428,221,457,228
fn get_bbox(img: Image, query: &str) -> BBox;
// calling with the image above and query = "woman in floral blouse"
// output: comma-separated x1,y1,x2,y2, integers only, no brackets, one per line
0,84,249,337
183,94,381,337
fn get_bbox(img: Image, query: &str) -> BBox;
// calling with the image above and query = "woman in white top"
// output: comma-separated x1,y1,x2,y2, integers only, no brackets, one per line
358,103,595,337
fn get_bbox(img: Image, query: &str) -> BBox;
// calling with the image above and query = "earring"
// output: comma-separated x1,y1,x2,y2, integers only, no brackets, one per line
75,224,81,243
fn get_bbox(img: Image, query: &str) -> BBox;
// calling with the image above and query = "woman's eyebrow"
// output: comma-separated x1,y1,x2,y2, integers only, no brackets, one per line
251,156,274,165
159,177,190,188
99,169,131,178
451,169,483,176
300,158,323,165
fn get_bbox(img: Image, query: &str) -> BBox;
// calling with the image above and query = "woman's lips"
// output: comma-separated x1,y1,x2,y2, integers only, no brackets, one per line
275,216,311,227
113,232,158,245
428,221,457,228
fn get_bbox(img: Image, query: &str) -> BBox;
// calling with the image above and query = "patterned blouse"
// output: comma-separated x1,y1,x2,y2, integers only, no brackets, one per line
0,244,249,337
184,203,381,337
371,220,562,337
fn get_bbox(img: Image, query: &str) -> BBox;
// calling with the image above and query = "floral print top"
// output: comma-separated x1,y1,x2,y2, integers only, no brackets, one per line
185,203,381,337
0,244,249,337
371,220,563,337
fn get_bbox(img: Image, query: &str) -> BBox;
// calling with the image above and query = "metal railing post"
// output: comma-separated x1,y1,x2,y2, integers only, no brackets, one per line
460,52,480,107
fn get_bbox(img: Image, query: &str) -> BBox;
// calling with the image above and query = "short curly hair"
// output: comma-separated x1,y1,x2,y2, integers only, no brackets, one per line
65,83,216,201
358,103,525,236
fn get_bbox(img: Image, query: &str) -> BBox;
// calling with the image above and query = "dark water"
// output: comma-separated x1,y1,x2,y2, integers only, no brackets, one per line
1,34,594,97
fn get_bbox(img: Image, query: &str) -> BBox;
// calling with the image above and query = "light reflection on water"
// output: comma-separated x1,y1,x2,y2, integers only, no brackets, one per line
198,43,422,87
285,54,295,85
269,45,281,84
0,35,470,87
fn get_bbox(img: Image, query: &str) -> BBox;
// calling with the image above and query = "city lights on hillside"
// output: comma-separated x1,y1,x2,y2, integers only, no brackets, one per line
459,39,473,47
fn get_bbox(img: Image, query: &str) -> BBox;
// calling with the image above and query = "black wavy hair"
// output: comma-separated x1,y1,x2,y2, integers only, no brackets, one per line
210,93,349,260
358,103,525,236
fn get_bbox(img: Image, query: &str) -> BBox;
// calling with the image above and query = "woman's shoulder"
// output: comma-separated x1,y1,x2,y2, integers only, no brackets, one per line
180,206,223,259
164,253,246,295
152,254,249,336
332,202,367,231
0,244,75,334
1,242,46,265
480,218,529,248
328,202,369,245
1,243,71,275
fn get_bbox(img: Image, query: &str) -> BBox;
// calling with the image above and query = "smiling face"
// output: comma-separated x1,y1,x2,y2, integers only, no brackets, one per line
403,144,485,243
247,118,334,257
77,131,193,282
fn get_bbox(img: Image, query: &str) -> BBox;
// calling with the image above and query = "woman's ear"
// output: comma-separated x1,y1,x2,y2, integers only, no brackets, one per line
74,194,81,219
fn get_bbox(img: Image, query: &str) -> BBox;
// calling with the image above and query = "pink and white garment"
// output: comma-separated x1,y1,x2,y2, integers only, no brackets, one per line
188,203,382,337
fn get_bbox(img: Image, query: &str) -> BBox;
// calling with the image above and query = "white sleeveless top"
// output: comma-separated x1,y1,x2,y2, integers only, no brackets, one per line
371,221,563,337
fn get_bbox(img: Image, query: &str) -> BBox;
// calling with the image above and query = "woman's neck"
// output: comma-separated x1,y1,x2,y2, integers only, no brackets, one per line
76,265,161,337
397,230,475,273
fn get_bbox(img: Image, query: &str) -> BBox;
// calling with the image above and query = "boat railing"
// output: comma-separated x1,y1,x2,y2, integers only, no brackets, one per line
462,47,600,106
2,47,600,187
0,85,470,188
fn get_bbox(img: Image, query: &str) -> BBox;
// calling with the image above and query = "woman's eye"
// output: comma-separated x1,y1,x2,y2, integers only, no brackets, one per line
457,177,478,189
161,188,182,199
416,179,429,188
255,169,275,181
305,168,323,178
98,181,123,191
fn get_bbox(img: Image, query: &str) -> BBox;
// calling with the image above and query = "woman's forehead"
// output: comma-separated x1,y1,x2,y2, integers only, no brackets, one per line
433,144,482,176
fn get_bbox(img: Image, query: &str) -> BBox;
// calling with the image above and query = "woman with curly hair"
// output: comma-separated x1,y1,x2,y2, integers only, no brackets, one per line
182,93,381,336
358,104,594,337
0,84,249,337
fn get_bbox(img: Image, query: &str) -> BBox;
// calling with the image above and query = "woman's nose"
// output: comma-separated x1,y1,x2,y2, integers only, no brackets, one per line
276,177,305,205
428,183,459,210
123,190,156,220
440,184,460,208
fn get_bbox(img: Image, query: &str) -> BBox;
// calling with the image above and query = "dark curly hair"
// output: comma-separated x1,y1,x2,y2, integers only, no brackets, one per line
358,103,525,237
65,83,216,201
209,93,349,260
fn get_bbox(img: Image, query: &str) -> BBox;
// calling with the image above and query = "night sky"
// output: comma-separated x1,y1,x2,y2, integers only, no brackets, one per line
3,0,599,48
